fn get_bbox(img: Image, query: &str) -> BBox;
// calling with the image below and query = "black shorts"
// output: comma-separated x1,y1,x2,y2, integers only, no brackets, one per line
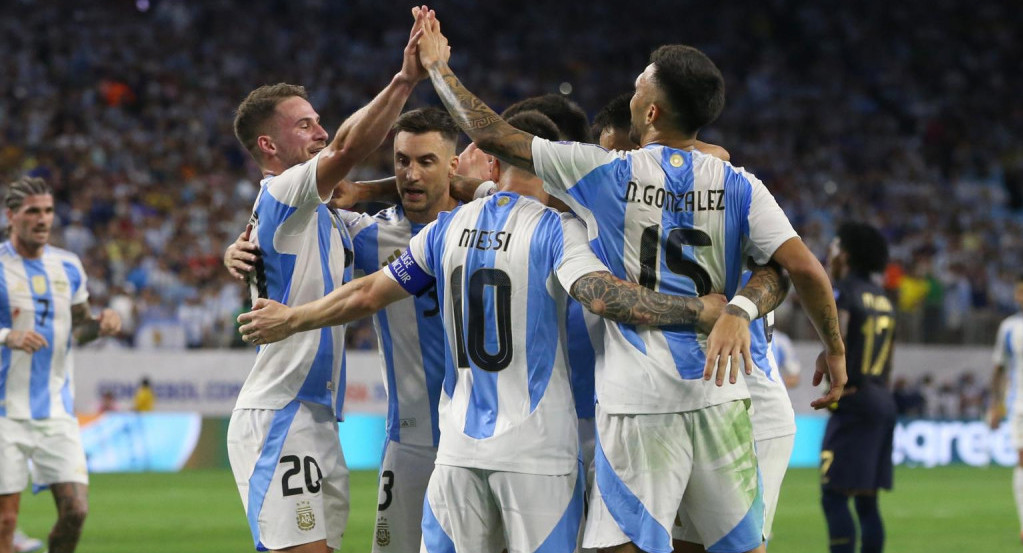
820,384,896,492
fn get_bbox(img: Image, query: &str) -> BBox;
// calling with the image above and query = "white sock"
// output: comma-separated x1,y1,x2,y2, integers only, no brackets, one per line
1013,466,1023,533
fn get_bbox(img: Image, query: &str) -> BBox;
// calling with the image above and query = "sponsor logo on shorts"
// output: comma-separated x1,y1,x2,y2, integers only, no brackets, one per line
399,418,416,429
375,517,391,547
296,500,316,531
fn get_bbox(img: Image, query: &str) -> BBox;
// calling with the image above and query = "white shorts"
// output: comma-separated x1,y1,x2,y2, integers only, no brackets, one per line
227,400,350,552
0,416,88,494
673,433,794,544
1012,410,1023,450
421,464,583,553
374,440,438,553
584,401,763,553
578,418,597,553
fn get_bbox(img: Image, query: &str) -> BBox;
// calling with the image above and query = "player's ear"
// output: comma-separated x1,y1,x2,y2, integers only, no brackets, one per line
646,102,661,126
256,135,276,157
488,156,501,182
448,154,459,177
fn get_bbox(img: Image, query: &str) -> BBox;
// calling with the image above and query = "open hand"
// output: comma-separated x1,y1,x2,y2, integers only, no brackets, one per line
5,330,48,353
702,307,753,386
238,298,296,345
456,143,493,181
810,350,847,409
414,6,450,69
97,308,122,336
224,224,258,281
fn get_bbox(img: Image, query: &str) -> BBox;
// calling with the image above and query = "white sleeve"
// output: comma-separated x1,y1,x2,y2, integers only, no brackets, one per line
265,151,327,207
473,180,498,199
994,319,1010,366
743,171,799,265
554,214,611,291
531,137,622,200
71,256,89,305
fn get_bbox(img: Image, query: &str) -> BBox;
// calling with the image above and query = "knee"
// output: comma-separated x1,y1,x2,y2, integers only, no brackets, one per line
853,495,878,516
58,501,88,529
821,488,847,510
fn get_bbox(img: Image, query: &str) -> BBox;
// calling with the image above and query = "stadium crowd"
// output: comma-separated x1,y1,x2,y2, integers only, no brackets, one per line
0,0,1019,348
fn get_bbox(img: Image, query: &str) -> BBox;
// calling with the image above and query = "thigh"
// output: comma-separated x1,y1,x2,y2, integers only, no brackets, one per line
227,401,348,552
680,401,763,553
421,465,502,553
755,434,794,540
821,412,887,491
584,407,691,553
29,417,89,488
0,418,30,494
374,441,437,553
490,468,583,553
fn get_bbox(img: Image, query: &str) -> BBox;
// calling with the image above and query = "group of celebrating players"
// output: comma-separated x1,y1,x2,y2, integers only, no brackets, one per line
223,5,878,553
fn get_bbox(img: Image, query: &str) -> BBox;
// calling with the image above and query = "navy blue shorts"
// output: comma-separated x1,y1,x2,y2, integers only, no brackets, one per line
820,384,896,492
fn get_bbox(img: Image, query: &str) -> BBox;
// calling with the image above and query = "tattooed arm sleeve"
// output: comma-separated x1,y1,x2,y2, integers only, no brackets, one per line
570,271,705,327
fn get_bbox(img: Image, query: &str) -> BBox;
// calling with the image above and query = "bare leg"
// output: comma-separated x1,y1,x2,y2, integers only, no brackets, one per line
673,539,706,553
607,543,644,553
273,540,331,553
48,483,88,553
0,494,21,553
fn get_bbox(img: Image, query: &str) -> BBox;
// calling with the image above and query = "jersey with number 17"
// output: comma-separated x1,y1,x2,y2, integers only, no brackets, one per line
384,192,609,476
532,138,798,415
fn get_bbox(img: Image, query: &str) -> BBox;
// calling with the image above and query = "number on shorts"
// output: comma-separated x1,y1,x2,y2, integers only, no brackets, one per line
378,470,395,511
820,449,835,484
280,455,322,497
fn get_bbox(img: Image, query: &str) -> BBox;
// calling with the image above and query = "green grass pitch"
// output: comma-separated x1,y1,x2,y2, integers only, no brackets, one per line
13,466,1018,552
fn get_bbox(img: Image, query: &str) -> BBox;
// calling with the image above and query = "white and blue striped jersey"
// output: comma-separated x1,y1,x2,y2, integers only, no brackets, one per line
0,243,88,420
532,138,799,414
743,276,795,441
475,179,599,420
994,313,1023,419
770,329,799,379
237,153,354,417
384,192,609,475
343,206,446,448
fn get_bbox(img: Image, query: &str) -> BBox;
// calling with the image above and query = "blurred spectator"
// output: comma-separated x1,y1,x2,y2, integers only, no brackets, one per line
133,378,155,412
892,377,924,417
98,390,118,414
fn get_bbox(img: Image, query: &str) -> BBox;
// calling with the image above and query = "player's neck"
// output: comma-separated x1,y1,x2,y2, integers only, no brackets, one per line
10,236,44,259
640,128,698,151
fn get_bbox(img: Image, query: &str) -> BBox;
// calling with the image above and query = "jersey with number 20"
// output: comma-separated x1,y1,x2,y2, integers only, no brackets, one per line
532,139,798,415
384,192,608,476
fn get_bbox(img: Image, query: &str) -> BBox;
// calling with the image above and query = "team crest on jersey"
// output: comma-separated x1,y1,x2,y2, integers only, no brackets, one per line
31,275,47,294
497,196,510,206
375,518,391,546
296,501,316,531
669,153,685,167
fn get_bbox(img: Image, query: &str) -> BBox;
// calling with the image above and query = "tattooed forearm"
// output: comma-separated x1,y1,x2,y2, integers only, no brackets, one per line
570,272,703,326
737,262,790,314
724,304,751,321
71,303,100,344
428,62,535,172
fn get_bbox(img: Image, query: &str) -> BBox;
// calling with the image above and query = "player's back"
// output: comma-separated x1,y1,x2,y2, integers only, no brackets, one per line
532,139,798,414
237,154,352,416
837,274,895,389
345,206,445,448
404,192,593,475
0,243,87,419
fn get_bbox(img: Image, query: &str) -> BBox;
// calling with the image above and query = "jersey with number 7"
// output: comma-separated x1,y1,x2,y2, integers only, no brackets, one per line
531,139,799,415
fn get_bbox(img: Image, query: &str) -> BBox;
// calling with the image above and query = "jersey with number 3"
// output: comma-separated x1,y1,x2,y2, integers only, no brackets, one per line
0,243,88,420
384,192,608,475
532,138,798,414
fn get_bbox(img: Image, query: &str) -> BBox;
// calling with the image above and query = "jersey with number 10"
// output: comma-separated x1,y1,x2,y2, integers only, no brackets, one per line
385,192,608,475
532,139,798,414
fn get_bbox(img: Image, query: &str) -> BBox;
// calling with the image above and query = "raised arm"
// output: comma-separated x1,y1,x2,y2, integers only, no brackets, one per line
771,237,847,409
415,9,536,173
314,11,428,197
237,270,410,345
570,271,724,332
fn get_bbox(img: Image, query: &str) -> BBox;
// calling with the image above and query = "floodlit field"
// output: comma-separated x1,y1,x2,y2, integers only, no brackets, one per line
14,466,1017,552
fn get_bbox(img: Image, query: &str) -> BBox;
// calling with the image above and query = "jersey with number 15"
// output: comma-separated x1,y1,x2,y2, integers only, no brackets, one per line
532,139,798,415
384,192,609,476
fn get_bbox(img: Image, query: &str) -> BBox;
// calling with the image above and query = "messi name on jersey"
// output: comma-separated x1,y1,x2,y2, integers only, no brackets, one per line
457,228,512,252
623,181,725,213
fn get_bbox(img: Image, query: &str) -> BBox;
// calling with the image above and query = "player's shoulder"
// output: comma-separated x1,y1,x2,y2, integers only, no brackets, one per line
1000,312,1023,330
43,245,83,265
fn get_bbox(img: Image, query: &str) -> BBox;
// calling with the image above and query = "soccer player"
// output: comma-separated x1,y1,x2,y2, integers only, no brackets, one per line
988,274,1023,543
340,107,459,553
820,222,896,553
592,93,730,162
224,11,430,553
413,12,846,553
0,176,122,553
